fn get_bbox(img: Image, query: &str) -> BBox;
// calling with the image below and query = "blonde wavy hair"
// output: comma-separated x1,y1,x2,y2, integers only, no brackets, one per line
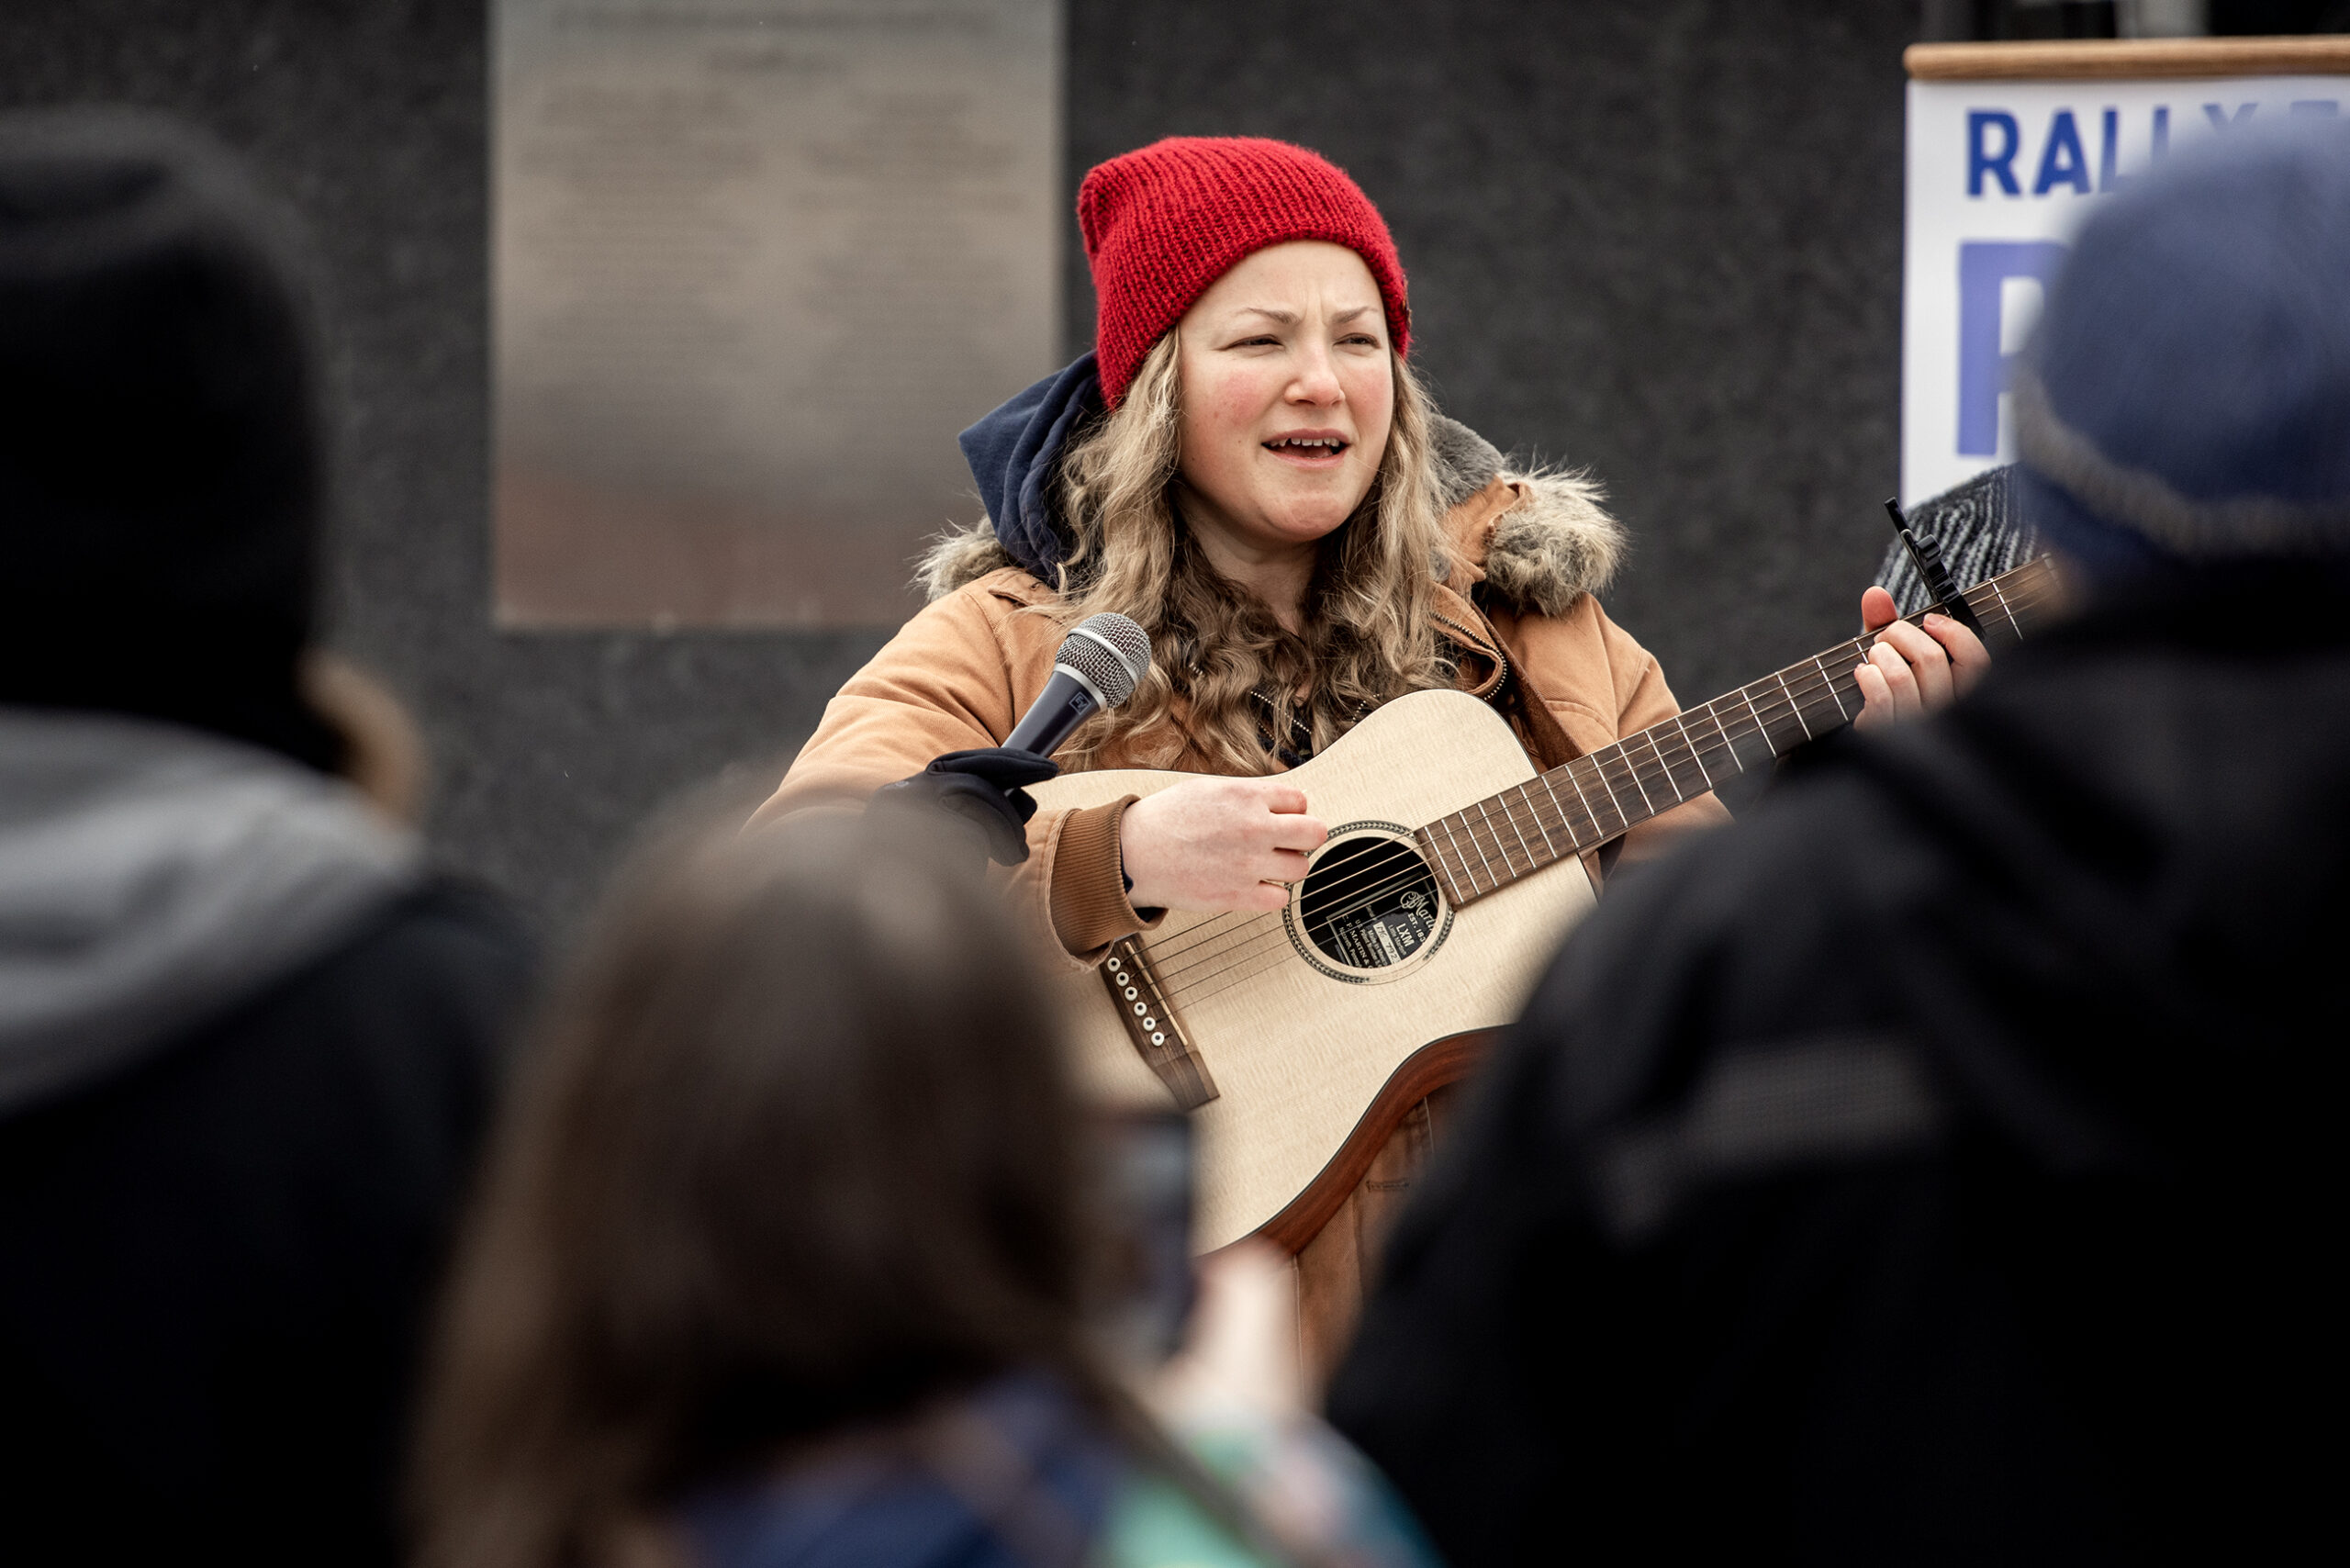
1045,333,1452,774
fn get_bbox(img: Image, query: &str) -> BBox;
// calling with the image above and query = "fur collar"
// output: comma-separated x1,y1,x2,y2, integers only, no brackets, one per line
915,414,1625,616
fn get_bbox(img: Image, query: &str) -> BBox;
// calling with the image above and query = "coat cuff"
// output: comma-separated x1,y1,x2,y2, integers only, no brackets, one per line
1049,796,1160,959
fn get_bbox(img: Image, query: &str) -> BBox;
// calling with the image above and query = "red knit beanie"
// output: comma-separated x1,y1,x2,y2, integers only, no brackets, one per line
1078,137,1410,409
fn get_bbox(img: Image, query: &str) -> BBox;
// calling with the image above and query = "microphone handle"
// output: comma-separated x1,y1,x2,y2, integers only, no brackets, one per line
1004,665,1105,757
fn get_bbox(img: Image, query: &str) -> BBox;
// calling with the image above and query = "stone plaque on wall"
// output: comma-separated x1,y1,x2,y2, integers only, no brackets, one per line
493,0,1061,628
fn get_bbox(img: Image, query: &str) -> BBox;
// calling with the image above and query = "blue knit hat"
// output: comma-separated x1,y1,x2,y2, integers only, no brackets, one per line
2016,122,2350,579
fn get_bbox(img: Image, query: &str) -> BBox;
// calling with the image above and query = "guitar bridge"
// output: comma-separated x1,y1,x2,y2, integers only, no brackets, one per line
1101,937,1216,1111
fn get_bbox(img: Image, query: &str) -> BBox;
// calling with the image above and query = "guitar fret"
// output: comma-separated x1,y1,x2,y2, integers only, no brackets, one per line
1419,826,1461,904
1642,728,1687,802
1617,733,1673,808
1702,714,1732,771
1536,772,1586,851
1466,803,1504,879
1476,799,1528,878
1830,652,1865,713
1495,800,1537,873
1757,677,1785,752
1450,812,1491,895
1752,685,1789,757
1503,793,1542,866
1582,753,1629,833
1589,749,1633,823
1814,653,1853,722
1779,672,1815,742
1449,829,1478,902
1984,576,2017,644
1426,822,1454,900
1475,799,1514,874
1517,782,1561,860
1560,761,1601,838
1460,806,1501,886
1617,734,1659,806
1731,686,1774,766
1437,814,1482,897
1675,714,1716,790
1689,707,1735,778
1708,707,1744,769
1606,745,1655,815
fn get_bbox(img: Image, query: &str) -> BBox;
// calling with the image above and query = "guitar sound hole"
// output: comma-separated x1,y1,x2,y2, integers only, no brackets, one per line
1297,836,1441,970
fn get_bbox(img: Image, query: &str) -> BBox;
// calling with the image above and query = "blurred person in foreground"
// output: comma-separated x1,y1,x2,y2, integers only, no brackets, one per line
411,812,1433,1568
0,110,532,1563
1327,124,2350,1564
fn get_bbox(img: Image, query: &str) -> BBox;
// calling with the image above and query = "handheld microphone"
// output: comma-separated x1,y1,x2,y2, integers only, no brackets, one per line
1005,612,1152,758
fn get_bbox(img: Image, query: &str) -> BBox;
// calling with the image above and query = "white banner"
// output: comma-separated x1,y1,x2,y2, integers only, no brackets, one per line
1902,73,2344,507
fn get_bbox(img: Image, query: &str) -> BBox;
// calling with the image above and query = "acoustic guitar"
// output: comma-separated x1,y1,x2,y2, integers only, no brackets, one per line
1030,556,2062,1252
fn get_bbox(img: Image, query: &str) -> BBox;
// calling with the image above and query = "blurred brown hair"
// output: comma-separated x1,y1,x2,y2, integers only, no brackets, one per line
408,812,1113,1568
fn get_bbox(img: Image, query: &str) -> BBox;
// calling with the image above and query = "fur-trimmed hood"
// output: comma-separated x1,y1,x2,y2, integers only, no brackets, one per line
921,406,1625,618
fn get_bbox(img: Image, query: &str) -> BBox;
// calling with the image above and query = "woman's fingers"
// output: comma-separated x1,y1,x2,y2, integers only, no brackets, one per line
1885,644,1928,710
1852,589,1994,733
1856,642,1921,727
1118,776,1329,912
1240,880,1292,911
1872,620,1951,708
1923,611,1991,693
1259,782,1313,815
1265,812,1327,853
1264,846,1315,880
1852,658,1894,730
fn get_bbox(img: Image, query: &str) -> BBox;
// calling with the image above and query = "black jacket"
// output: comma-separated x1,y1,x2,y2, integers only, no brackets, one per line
1328,568,2349,1565
0,879,530,1565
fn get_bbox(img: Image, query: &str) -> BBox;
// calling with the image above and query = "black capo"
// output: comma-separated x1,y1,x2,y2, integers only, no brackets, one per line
1883,497,1986,640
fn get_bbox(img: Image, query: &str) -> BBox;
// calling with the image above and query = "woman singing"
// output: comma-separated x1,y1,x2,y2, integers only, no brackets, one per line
751,137,1981,1371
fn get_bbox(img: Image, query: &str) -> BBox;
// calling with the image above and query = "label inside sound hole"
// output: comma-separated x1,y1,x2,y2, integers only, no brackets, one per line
1298,835,1441,970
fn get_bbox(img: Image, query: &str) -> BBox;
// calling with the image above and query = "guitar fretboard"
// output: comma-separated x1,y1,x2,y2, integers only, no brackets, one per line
1416,556,2062,907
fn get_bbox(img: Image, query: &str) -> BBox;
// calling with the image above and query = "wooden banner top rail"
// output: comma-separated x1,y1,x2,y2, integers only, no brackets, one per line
1908,36,2350,81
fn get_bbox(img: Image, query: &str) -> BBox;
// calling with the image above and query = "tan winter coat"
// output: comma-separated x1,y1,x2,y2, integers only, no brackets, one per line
748,470,1731,964
749,454,1733,1382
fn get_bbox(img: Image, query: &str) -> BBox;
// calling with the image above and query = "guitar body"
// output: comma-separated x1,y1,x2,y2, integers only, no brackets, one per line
1028,689,1596,1253
1023,557,2063,1254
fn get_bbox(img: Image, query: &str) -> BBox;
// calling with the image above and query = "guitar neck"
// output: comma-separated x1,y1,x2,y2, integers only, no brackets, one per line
1417,555,2063,907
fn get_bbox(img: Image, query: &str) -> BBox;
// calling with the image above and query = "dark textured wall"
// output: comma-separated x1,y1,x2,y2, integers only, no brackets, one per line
2,0,1918,932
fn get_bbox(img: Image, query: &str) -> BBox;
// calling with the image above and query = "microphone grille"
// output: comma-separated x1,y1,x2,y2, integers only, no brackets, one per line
1058,612,1152,707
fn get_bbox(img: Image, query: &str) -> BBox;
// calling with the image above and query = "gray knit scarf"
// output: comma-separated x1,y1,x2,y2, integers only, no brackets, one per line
1876,464,2041,615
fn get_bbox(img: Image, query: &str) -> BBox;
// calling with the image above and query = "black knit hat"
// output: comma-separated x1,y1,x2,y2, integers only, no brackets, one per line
0,107,339,770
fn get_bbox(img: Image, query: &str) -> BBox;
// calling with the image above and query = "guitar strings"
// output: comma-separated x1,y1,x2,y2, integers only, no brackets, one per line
1147,645,1898,984
1143,643,1868,977
1136,578,2067,1014
1153,639,2044,1002
1147,631,1922,987
1141,658,1826,971
1154,667,2016,1006
1137,573,2061,993
1315,570,2063,935
1154,678,1884,1003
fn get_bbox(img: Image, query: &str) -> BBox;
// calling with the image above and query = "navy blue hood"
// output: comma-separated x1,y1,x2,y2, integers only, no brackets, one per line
957,353,1102,585
2018,121,2350,588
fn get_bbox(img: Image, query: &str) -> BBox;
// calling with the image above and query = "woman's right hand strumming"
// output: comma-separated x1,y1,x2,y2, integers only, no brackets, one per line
1119,776,1327,913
